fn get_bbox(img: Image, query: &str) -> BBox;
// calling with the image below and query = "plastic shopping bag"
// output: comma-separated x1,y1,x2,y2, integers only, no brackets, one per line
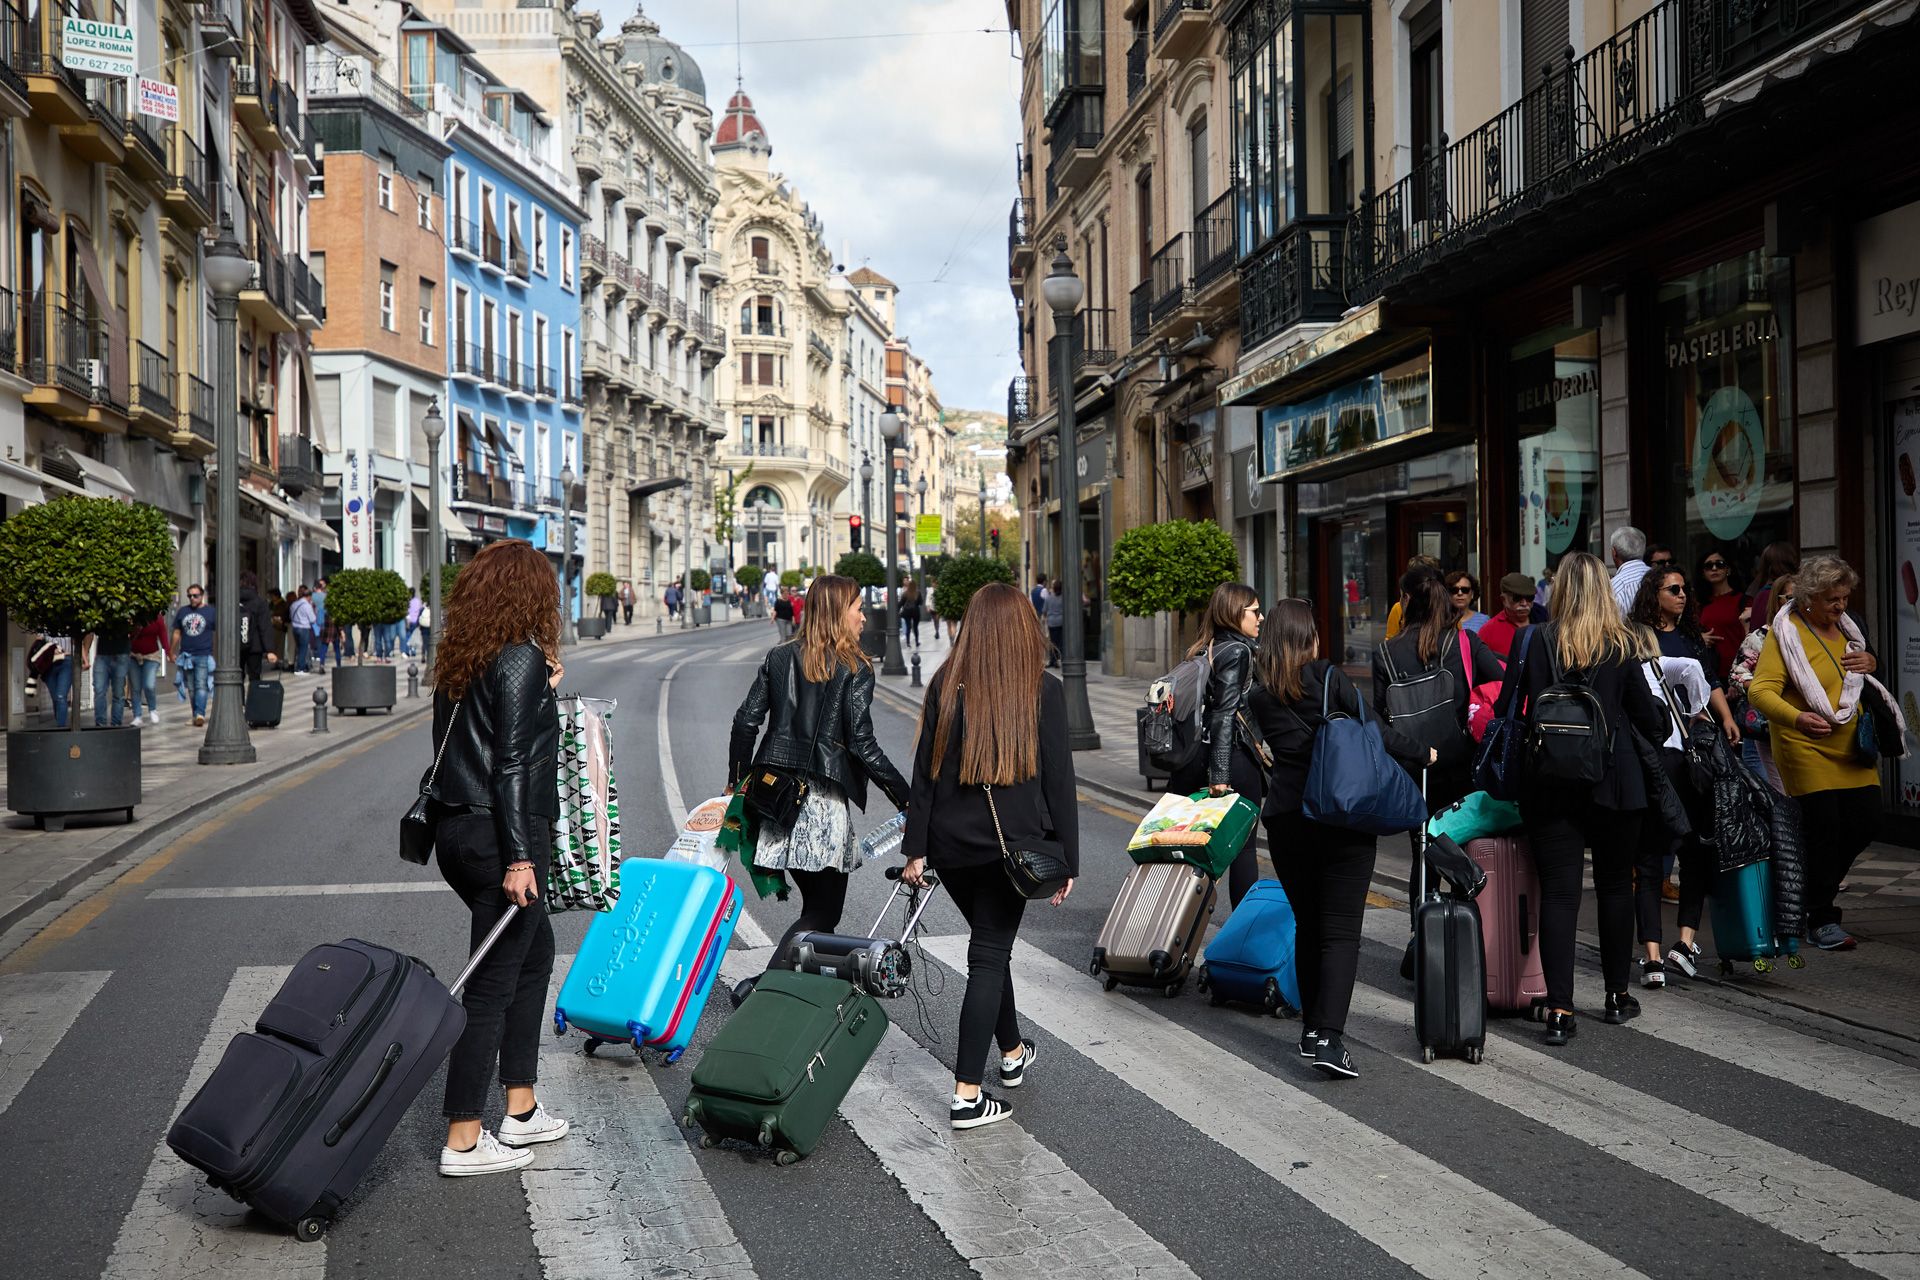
1125,791,1258,878
549,695,623,912
664,795,733,874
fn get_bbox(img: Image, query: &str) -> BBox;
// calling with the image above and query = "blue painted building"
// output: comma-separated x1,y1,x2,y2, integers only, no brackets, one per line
399,14,585,606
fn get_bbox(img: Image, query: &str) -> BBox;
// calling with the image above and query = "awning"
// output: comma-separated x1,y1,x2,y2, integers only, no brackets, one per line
300,357,334,454
240,485,298,522
627,476,687,499
290,507,340,552
69,231,129,407
55,447,136,500
413,487,479,543
0,458,45,505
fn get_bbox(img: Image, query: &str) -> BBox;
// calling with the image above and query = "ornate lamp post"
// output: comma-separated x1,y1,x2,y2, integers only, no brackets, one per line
878,409,906,676
199,216,256,766
977,464,988,551
1042,237,1100,750
422,399,445,674
559,464,576,645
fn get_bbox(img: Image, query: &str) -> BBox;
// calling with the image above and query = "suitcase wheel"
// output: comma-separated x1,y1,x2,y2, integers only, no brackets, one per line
1195,964,1210,993
1162,979,1184,999
1261,978,1281,1016
1102,975,1120,993
757,1121,775,1149
665,1048,684,1065
553,1011,568,1036
1787,953,1806,970
1753,957,1773,974
1466,1046,1484,1064
698,1134,718,1150
583,1037,603,1057
1087,955,1101,977
1719,959,1735,976
775,1149,801,1166
295,1217,328,1244
1421,1046,1435,1064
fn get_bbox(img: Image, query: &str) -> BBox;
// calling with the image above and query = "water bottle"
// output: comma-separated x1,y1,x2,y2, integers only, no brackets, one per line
859,811,909,862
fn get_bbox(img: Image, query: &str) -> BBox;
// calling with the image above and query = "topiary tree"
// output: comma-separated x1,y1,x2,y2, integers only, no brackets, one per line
0,497,176,733
920,552,952,584
778,568,804,590
325,568,412,664
735,564,766,593
1108,519,1240,618
419,561,461,600
584,571,617,598
931,555,1015,622
689,568,712,592
834,551,884,588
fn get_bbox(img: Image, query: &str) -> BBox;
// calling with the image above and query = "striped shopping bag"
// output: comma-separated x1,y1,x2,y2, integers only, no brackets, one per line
549,695,622,912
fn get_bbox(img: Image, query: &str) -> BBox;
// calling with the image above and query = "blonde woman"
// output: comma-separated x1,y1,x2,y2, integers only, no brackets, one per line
1494,552,1671,1045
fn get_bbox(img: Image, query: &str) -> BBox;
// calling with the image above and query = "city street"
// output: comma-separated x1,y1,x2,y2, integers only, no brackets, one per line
1,620,1916,1279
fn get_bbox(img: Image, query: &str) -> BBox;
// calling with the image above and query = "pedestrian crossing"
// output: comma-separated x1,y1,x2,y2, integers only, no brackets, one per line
5,928,1919,1279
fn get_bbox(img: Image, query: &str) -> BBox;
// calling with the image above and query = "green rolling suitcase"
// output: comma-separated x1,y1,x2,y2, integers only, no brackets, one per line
682,969,887,1164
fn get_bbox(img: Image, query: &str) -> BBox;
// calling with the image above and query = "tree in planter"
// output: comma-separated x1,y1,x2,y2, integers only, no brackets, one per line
920,552,952,584
930,555,1014,624
689,568,711,592
778,568,804,590
0,497,175,732
325,568,412,663
833,551,884,589
735,564,766,594
1108,520,1240,620
584,571,618,599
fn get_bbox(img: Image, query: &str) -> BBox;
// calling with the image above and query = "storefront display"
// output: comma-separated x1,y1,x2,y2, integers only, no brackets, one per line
1509,327,1601,580
1891,395,1920,813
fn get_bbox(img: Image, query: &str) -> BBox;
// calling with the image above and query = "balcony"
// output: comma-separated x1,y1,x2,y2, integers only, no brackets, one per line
581,338,612,384
451,467,513,509
59,74,126,164
291,257,324,327
451,340,484,383
1126,36,1147,104
572,134,602,180
670,300,689,331
451,216,481,262
268,77,300,154
1129,280,1152,349
1239,218,1348,350
1153,0,1211,61
1007,376,1034,425
306,53,425,122
20,297,113,422
239,253,296,333
1148,233,1188,325
161,128,212,228
131,341,175,431
580,233,607,281
1067,307,1116,381
0,4,29,116
537,366,556,400
1008,198,1034,278
806,331,834,366
196,0,242,58
177,372,215,454
233,52,271,141
123,106,168,184
1191,190,1237,294
0,286,12,371
20,17,87,125
1044,85,1104,194
277,434,322,495
646,282,670,319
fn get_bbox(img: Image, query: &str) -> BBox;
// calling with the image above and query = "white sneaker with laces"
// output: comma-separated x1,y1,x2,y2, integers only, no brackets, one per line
148,710,160,725
131,716,144,727
438,1130,535,1177
498,1104,570,1147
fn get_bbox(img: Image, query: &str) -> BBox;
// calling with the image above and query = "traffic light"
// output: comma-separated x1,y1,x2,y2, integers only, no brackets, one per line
849,513,863,550
989,526,1000,554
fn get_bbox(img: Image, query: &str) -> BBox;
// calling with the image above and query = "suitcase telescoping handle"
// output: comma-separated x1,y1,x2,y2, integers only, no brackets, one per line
1415,768,1430,903
448,904,521,1001
877,865,941,944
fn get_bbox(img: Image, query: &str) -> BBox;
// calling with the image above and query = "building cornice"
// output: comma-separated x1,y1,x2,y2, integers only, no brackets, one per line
559,35,716,199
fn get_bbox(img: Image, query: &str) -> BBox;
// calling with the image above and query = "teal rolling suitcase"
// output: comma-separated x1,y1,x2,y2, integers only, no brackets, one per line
1709,860,1805,974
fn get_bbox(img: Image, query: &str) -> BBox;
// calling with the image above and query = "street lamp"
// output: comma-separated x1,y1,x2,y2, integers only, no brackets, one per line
978,464,987,552
878,409,906,676
422,398,445,674
559,464,576,645
199,215,256,766
1042,236,1100,750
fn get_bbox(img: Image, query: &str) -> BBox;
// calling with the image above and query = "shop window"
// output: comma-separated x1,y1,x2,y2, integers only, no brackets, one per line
1509,326,1601,578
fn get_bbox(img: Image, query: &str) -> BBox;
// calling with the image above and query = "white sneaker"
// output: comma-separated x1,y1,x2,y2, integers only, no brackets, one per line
147,710,160,725
131,716,144,727
498,1104,570,1147
438,1130,536,1177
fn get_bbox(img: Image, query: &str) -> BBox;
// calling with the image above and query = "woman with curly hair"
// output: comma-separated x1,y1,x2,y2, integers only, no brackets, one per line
421,539,569,1177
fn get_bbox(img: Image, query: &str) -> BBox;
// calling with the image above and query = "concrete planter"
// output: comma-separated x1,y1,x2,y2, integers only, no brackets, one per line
860,607,887,658
7,726,142,830
693,605,711,627
577,616,610,639
332,663,397,715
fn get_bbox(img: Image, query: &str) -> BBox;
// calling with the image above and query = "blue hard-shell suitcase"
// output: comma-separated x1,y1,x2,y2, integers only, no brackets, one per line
1196,879,1301,1016
554,859,740,1062
1709,859,1804,974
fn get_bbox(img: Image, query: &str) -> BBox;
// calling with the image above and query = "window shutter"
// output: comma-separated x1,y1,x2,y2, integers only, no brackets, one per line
373,379,398,455
1521,0,1570,87
409,390,431,461
317,375,341,455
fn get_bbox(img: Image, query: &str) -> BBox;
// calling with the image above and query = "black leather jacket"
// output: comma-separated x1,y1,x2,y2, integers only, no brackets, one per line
729,644,909,811
422,642,560,864
1202,629,1258,787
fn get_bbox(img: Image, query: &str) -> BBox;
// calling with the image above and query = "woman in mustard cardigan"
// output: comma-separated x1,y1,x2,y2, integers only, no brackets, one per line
1747,555,1904,951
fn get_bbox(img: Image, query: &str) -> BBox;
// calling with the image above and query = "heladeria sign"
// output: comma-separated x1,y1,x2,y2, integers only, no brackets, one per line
61,17,136,78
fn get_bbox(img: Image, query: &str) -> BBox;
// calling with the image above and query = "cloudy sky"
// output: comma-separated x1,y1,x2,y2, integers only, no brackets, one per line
625,0,1022,415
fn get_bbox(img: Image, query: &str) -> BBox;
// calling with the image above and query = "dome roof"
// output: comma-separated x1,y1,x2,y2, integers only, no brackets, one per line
714,89,769,153
618,8,706,102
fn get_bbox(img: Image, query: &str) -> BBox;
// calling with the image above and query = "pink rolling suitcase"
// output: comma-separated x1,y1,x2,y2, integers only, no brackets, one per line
1465,835,1547,1015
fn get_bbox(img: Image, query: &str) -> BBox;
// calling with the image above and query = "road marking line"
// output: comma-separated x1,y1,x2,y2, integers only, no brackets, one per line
0,970,110,1119
528,960,757,1278
717,950,1193,1279
1342,985,1920,1277
923,937,1643,1280
148,882,444,900
102,967,322,1280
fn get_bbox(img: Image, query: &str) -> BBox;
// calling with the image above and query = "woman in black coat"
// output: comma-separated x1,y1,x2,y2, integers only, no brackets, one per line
901,582,1077,1131
1168,581,1268,908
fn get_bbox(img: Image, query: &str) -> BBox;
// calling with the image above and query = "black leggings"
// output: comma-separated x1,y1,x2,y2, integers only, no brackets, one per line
770,867,849,967
1800,785,1881,929
942,861,1029,1087
1523,795,1641,1010
1633,750,1712,945
1267,811,1375,1035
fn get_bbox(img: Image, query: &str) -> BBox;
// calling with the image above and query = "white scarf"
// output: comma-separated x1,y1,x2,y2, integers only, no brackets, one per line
1770,604,1906,744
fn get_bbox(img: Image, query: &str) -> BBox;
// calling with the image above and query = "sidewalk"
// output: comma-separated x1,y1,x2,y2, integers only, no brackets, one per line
870,633,1920,1041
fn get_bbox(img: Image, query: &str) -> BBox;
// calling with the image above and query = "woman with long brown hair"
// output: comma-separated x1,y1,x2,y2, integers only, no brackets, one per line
421,539,568,1176
901,582,1077,1130
1168,581,1267,907
729,574,910,993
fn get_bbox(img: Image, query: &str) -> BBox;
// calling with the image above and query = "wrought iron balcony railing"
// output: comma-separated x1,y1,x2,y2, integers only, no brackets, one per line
1240,217,1348,349
1149,233,1188,324
1007,376,1034,425
1192,189,1236,290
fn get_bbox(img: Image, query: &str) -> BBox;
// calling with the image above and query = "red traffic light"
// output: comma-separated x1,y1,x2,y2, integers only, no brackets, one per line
849,514,863,529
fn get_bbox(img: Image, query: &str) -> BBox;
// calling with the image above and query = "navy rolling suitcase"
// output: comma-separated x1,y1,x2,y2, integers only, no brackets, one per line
246,678,284,728
166,908,520,1241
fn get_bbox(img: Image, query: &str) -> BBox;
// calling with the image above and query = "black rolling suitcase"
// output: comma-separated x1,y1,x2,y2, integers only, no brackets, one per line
166,908,519,1241
1411,772,1487,1064
246,678,284,728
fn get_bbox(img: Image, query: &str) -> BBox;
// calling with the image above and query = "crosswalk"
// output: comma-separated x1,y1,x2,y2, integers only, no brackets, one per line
5,926,1919,1279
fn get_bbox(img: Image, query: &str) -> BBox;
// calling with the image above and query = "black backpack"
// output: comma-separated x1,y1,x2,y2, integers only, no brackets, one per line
1379,639,1463,767
1526,628,1612,785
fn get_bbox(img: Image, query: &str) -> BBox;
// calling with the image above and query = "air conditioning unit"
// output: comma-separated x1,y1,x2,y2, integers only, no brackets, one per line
87,359,106,389
256,382,274,407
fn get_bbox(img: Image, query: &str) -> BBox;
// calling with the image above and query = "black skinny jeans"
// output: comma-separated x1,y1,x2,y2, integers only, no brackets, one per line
1267,811,1375,1036
768,867,850,968
1522,794,1641,1010
1633,750,1712,945
1801,785,1881,929
941,861,1028,1087
435,811,556,1121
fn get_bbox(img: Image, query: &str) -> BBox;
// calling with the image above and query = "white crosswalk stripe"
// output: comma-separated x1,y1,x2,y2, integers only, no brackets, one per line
925,936,1647,1280
101,967,322,1280
720,949,1197,1280
0,969,110,1120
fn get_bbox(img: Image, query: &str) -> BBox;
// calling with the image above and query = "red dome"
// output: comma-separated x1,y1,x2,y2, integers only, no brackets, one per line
715,89,768,150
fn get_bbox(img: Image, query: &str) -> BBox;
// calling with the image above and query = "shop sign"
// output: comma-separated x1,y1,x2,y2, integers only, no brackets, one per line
345,449,364,560
1181,434,1214,491
136,77,179,122
1073,428,1108,494
1856,202,1920,346
1230,445,1270,516
61,17,135,77
479,514,507,534
1260,353,1433,480
1513,366,1598,415
1663,313,1778,368
1891,397,1920,810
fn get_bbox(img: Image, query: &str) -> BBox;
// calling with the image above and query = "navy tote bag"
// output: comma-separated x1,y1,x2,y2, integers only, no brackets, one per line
1302,671,1428,836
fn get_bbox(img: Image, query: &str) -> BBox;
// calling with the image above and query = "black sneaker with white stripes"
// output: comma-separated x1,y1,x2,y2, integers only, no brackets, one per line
999,1039,1038,1089
1311,1033,1359,1080
950,1091,1014,1131
1299,1029,1324,1059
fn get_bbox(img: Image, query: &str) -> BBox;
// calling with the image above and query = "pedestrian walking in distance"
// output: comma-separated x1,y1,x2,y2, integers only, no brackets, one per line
1248,599,1430,1079
901,582,1077,1129
1168,581,1267,908
729,574,910,1001
1747,555,1903,951
1043,577,1065,667
773,588,795,641
421,539,570,1177
1495,552,1672,1046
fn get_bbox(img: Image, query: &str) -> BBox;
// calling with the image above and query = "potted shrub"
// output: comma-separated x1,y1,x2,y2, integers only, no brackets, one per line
326,568,410,712
1109,519,1241,668
687,568,713,625
929,555,1015,639
778,568,804,591
0,497,175,828
735,564,765,616
833,552,886,655
579,571,616,638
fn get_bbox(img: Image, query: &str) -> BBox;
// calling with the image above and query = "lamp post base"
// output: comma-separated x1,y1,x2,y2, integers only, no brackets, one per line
198,741,259,765
881,633,907,678
1061,660,1101,752
199,672,256,764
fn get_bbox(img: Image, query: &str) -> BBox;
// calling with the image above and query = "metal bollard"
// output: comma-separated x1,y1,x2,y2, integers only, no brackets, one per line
406,661,420,699
311,687,329,734
910,651,922,688
656,616,663,634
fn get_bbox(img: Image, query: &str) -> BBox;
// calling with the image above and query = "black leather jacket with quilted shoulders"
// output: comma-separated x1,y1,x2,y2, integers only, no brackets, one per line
1202,630,1258,787
729,643,909,811
422,641,560,864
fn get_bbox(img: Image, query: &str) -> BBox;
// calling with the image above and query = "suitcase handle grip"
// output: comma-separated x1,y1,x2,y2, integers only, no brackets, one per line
1519,892,1533,955
325,1042,403,1146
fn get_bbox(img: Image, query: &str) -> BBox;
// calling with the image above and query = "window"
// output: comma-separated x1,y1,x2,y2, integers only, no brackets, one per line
377,153,395,211
308,156,324,199
562,328,577,397
751,235,770,273
1136,167,1153,280
507,198,525,274
453,284,470,350
481,183,501,264
533,208,548,273
1230,6,1369,249
1040,0,1103,106
416,189,433,230
1188,114,1209,221
759,353,776,386
534,316,549,386
739,352,753,385
481,299,497,366
560,227,574,287
379,262,396,331
418,279,435,345
507,308,522,372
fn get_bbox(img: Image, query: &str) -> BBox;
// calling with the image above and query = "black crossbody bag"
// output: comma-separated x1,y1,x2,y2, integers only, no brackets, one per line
743,665,835,829
400,702,461,865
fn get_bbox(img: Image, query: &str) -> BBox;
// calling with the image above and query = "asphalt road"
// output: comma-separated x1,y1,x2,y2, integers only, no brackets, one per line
2,620,1918,1279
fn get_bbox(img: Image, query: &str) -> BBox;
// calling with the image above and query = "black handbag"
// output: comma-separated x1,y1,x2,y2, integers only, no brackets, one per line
983,783,1071,900
1857,681,1901,762
400,702,461,865
741,667,834,830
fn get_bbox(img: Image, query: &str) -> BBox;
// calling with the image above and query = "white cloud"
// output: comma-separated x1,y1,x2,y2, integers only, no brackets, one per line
619,0,1023,412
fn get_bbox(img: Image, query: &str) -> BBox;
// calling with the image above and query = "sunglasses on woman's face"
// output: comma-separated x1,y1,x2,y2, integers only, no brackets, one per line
1704,559,1728,570
1449,585,1473,595
1662,584,1688,597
